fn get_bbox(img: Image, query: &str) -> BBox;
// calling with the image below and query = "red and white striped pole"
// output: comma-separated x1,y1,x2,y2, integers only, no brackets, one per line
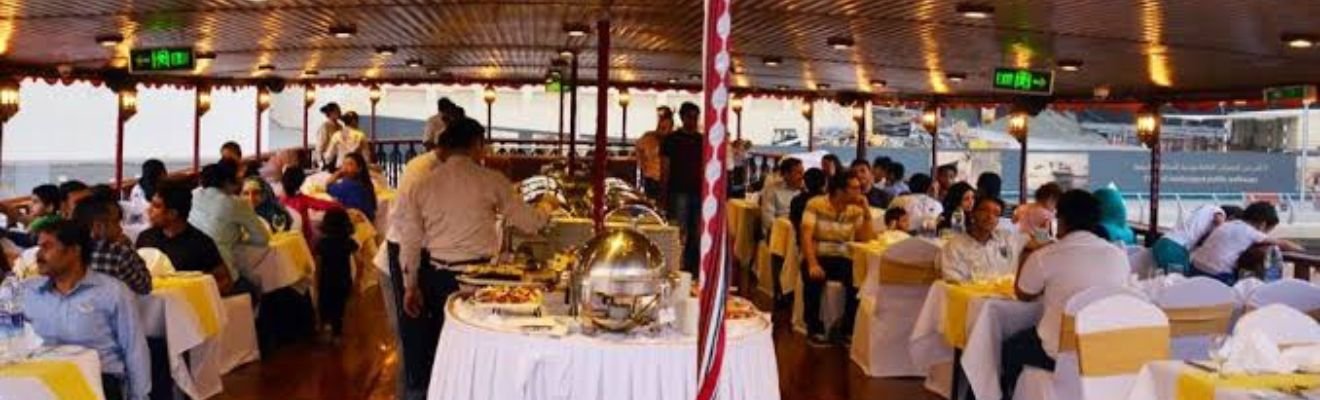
696,0,731,398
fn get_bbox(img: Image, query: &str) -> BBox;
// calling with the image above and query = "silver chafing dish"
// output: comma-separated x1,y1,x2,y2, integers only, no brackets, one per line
571,228,675,333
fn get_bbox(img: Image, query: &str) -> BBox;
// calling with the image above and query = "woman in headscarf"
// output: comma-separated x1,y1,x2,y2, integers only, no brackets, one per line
241,175,293,232
937,182,975,231
1094,186,1136,245
1152,205,1226,274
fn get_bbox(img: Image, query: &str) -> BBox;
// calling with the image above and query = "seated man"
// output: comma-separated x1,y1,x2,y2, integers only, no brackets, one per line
800,171,875,346
24,220,150,400
71,196,152,294
887,173,942,233
760,158,803,236
938,196,1028,283
189,161,270,287
136,180,234,292
1000,190,1131,399
1189,201,1302,284
849,159,892,208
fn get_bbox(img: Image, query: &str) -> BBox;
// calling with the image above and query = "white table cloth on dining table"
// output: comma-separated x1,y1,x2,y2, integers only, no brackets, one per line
909,280,1042,400
233,232,314,294
1127,360,1320,400
139,273,228,400
0,346,105,400
428,298,781,400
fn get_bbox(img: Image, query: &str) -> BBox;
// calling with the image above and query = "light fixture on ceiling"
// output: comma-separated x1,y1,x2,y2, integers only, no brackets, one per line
667,77,678,84
688,73,701,80
303,69,319,77
375,46,397,56
96,34,124,47
1057,59,1084,72
826,36,855,51
870,79,887,88
955,3,995,19
762,56,783,67
816,83,831,90
1283,33,1317,49
257,64,276,72
732,65,745,74
329,24,357,39
563,22,590,37
337,74,349,80
558,48,575,59
946,72,966,83
427,68,440,76
775,84,789,90
406,58,423,68
195,51,217,61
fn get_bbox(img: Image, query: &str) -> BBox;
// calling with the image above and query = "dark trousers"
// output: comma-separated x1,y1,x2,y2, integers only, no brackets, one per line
642,178,663,201
668,192,702,275
102,374,124,400
390,243,432,400
771,255,787,304
317,261,352,335
1000,327,1056,399
799,255,858,336
147,337,174,400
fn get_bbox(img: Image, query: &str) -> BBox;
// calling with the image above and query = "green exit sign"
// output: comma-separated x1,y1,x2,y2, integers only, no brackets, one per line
1264,85,1316,103
992,67,1054,95
129,47,195,72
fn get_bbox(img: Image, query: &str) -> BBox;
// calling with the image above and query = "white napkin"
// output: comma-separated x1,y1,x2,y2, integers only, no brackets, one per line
1282,344,1320,373
1218,331,1298,374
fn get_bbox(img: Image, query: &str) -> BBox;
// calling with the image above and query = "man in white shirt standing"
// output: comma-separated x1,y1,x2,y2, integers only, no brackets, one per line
315,103,343,167
395,117,549,394
422,98,462,150
1000,189,1131,399
1189,201,1302,284
887,173,942,233
938,196,1029,283
759,158,803,235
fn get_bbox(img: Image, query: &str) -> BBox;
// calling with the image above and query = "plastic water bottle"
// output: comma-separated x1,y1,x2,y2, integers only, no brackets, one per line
951,209,966,233
0,273,26,360
1264,246,1284,282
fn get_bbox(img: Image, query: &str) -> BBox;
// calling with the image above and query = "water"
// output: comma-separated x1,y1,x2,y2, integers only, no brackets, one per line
0,273,26,360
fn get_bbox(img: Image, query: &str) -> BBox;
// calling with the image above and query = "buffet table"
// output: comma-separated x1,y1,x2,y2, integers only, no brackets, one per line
428,296,781,400
0,346,104,400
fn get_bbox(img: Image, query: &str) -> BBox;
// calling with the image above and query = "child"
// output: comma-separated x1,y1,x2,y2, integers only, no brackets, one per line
884,207,910,232
316,208,358,340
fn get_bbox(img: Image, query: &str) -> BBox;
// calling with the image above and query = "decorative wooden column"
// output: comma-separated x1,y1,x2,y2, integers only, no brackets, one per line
1008,109,1029,204
802,100,814,151
116,87,138,191
194,86,212,172
592,18,611,232
483,85,496,139
0,79,21,183
922,104,940,177
368,84,382,141
303,85,315,150
1137,104,1162,246
569,52,580,175
853,101,868,161
255,87,271,159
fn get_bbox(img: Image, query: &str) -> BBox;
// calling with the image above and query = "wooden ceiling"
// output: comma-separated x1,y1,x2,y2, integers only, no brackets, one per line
3,0,1320,97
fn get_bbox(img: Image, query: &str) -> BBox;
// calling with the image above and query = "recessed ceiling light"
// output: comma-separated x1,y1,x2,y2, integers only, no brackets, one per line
257,64,276,72
667,77,678,84
816,83,831,90
688,73,701,80
1283,33,1317,49
870,79,887,88
732,65,745,74
826,36,855,51
1057,59,1084,72
303,69,319,77
195,51,217,61
406,58,423,68
762,56,783,67
563,22,590,37
328,24,357,39
946,72,966,83
558,48,575,59
775,84,789,90
427,68,440,76
955,3,995,19
96,34,124,47
337,74,349,80
375,46,397,56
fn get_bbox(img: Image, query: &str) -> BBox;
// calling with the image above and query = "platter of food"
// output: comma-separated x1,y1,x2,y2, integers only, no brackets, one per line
471,286,544,314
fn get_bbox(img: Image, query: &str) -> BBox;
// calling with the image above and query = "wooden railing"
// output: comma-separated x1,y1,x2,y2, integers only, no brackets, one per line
370,139,638,187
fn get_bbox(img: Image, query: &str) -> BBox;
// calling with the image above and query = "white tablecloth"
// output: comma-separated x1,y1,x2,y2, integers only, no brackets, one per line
428,298,781,400
909,282,1041,399
234,238,311,294
0,346,105,400
139,275,227,400
1127,360,1320,400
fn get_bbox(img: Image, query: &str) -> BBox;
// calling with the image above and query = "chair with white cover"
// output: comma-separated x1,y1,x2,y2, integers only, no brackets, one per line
1073,295,1170,400
1245,278,1320,319
1232,278,1264,304
1127,247,1156,277
136,248,177,276
1013,286,1150,400
1234,304,1320,346
1152,277,1238,360
850,237,940,377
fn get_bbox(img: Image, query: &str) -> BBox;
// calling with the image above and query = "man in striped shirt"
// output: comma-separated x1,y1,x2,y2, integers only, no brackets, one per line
799,170,875,346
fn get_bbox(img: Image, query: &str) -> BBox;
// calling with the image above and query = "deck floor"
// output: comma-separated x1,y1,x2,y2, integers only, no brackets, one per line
213,284,938,400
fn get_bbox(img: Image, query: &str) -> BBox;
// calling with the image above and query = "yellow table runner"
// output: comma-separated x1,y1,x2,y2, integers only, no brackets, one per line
0,360,97,400
153,276,221,337
727,199,759,268
941,279,1016,348
849,231,913,285
1176,369,1320,400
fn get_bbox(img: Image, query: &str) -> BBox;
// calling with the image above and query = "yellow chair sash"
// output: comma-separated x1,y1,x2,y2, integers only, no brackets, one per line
1077,326,1170,377
1164,304,1234,337
1176,370,1320,400
0,360,97,400
878,258,938,285
1058,314,1077,353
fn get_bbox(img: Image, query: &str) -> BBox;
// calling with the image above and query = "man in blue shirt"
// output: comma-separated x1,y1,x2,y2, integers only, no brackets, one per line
23,220,151,400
